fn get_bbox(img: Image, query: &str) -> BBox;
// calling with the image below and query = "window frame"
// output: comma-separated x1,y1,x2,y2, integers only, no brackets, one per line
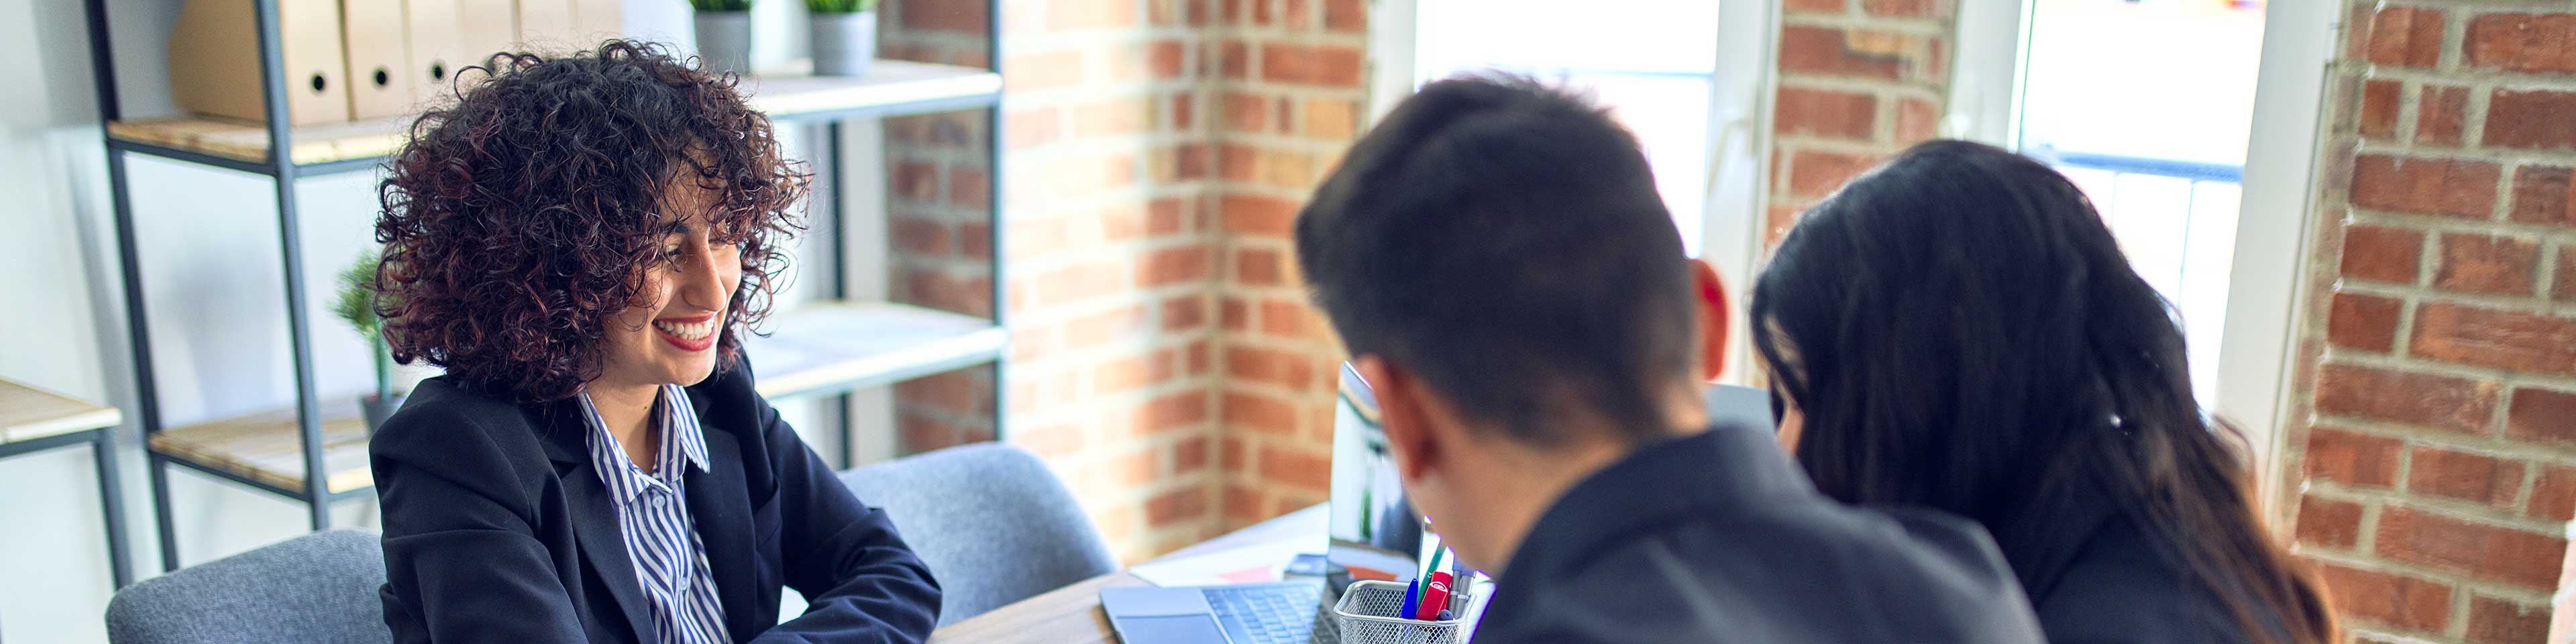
1363,0,1781,386
1949,0,2344,511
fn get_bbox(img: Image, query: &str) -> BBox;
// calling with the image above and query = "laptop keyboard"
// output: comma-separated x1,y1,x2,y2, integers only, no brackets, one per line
1204,583,1330,644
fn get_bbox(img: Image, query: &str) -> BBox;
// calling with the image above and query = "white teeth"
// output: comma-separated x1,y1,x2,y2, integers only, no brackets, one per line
654,317,716,341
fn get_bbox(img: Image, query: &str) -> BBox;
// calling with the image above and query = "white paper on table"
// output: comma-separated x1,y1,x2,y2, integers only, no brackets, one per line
1326,543,1416,582
1130,541,1311,588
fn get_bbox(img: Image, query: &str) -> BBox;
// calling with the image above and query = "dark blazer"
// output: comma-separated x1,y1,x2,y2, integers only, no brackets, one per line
1989,478,2280,644
1470,419,2048,644
370,359,941,643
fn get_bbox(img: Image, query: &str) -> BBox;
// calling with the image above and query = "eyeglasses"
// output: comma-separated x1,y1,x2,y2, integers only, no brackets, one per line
1338,361,1381,425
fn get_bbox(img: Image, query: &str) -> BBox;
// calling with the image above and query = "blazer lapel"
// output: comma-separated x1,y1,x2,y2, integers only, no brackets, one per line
686,419,764,641
537,398,656,641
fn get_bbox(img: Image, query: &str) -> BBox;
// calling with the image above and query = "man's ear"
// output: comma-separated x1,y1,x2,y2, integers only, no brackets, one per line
1354,355,1438,483
1691,260,1730,382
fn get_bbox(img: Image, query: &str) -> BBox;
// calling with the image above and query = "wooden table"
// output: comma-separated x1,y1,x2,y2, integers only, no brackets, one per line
928,504,1328,643
0,378,131,588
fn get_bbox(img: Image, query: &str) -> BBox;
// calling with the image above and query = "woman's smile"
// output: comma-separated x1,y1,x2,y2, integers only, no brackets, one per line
653,313,720,352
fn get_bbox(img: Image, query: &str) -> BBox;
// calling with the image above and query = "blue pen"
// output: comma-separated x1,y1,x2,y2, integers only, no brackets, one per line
1399,576,1421,621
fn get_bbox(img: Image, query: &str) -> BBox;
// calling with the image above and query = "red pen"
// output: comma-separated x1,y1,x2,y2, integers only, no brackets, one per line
1418,572,1452,621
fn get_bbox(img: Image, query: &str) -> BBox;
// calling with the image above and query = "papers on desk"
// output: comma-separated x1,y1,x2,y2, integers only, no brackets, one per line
1130,541,1308,587
1327,541,1416,582
1131,504,1334,587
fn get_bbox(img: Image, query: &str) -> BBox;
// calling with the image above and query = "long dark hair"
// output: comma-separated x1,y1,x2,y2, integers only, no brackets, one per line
1751,140,2332,643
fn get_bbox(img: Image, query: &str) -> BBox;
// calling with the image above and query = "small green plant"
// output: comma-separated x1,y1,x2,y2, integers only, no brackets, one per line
691,0,755,11
333,249,395,401
804,0,876,12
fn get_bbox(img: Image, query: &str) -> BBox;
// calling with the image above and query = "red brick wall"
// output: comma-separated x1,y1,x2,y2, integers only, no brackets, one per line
875,0,1220,562
890,3,2576,633
1767,0,1956,245
887,0,1968,558
988,0,1226,562
1206,0,1366,532
878,0,1366,561
879,0,1001,454
2286,4,2576,643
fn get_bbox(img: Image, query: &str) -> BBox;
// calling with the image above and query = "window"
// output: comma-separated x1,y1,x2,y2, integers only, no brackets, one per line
1953,0,2342,494
2010,0,2269,400
1373,0,1775,382
1405,0,1725,255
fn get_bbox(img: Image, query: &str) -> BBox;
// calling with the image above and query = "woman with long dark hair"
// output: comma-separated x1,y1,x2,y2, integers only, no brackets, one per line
1751,140,2333,643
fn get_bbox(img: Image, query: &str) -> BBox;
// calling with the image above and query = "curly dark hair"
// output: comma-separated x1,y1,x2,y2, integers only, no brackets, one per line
375,40,807,401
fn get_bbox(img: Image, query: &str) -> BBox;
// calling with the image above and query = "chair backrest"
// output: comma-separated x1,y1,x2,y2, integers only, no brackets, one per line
839,443,1119,626
105,528,391,644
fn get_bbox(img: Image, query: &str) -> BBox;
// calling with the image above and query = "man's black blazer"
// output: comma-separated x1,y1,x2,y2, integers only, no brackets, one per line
370,358,941,643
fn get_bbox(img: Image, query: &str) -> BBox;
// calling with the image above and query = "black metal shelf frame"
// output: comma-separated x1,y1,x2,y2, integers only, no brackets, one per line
82,0,1007,574
0,427,131,588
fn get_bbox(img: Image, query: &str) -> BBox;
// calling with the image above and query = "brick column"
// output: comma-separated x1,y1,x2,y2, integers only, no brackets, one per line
1206,0,1368,531
879,0,1224,561
990,0,1229,561
879,0,1002,453
2283,5,2576,643
873,0,1371,561
1766,0,1957,245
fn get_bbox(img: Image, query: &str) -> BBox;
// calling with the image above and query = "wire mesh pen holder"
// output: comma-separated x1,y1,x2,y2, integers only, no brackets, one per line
1332,580,1473,644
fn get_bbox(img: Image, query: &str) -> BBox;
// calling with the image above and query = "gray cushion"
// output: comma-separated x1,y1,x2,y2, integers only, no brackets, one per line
839,443,1120,626
104,528,392,644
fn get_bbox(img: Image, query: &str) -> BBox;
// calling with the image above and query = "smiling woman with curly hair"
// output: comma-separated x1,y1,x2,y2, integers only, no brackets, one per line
367,40,940,644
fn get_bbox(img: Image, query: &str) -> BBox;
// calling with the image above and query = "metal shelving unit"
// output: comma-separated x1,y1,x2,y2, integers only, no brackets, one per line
0,379,131,588
82,0,1006,573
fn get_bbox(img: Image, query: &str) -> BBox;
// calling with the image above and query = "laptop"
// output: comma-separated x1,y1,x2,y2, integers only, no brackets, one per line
1100,580,1334,644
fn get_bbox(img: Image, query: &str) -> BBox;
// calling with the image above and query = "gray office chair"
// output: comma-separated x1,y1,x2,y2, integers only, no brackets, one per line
840,443,1120,626
103,528,392,644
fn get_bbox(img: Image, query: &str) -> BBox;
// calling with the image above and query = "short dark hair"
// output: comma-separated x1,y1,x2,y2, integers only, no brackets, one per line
376,40,807,401
1295,74,1697,444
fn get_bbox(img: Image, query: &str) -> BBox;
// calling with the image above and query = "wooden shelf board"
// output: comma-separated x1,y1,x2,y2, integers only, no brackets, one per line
108,115,411,167
743,60,1002,119
745,301,1006,400
106,60,1000,168
133,299,1002,494
0,378,122,445
150,404,373,494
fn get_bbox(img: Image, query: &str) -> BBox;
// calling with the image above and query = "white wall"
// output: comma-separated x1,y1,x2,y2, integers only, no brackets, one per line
0,2,890,640
2,0,174,639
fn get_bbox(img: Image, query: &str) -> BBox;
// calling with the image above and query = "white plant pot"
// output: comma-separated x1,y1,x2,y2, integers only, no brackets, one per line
694,11,754,76
810,11,877,77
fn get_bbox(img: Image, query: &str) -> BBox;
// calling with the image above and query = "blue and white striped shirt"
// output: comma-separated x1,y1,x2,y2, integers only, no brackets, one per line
579,385,733,644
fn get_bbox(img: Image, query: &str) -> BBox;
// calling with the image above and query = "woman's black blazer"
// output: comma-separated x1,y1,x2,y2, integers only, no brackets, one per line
370,358,941,643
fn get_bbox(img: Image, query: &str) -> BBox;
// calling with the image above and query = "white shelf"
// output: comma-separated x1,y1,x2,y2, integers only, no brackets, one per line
745,301,1006,400
745,59,1002,119
0,378,122,445
136,299,1005,494
107,59,999,168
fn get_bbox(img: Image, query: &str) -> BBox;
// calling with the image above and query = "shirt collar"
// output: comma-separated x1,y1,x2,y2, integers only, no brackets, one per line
658,384,712,472
578,384,713,500
1496,419,1815,582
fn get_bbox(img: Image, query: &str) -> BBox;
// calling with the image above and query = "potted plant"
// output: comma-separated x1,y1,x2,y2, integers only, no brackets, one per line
692,0,757,76
334,249,403,435
806,0,878,76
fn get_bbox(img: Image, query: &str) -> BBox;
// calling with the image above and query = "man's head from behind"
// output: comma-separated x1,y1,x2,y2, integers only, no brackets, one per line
1297,75,1727,574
